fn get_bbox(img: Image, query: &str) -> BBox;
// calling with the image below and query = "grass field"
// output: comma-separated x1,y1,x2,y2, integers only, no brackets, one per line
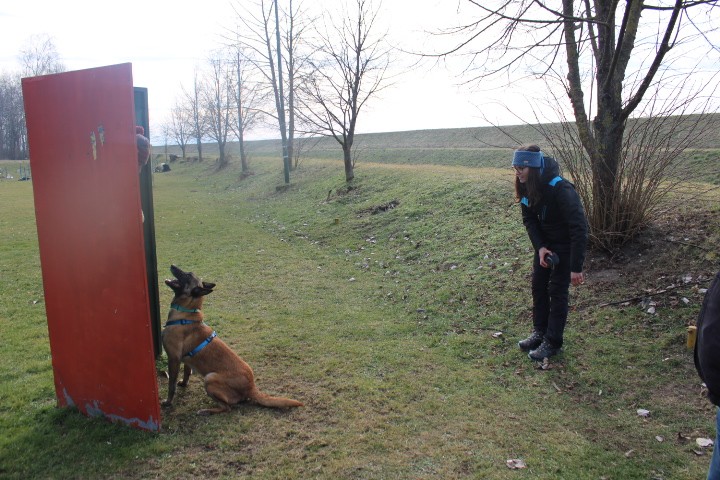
0,146,719,479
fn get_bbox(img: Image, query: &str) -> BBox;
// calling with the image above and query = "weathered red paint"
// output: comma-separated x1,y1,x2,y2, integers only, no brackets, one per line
22,63,160,431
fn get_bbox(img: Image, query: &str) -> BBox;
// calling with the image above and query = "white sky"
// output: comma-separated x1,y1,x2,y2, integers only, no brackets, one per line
0,0,538,141
1,1,717,142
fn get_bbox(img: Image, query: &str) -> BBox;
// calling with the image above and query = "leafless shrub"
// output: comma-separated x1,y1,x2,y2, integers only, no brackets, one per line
539,79,720,252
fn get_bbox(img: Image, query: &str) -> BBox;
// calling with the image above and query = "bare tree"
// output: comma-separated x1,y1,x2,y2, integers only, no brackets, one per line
159,122,170,166
18,34,65,77
0,73,26,159
273,0,291,182
535,72,720,248
298,0,391,182
1,35,66,159
434,1,719,250
229,0,311,184
203,51,235,169
183,71,207,162
231,47,265,175
292,135,322,169
169,100,192,159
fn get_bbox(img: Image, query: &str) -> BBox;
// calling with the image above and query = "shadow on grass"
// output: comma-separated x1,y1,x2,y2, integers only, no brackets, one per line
0,405,169,480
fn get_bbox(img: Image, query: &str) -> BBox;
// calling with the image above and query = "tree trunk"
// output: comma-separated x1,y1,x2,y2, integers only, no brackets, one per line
591,115,625,242
218,141,226,167
274,0,290,184
238,127,248,172
287,42,295,171
563,0,629,248
343,145,354,182
235,51,249,174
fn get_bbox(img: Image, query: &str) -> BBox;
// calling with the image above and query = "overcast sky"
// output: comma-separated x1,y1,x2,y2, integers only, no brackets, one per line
0,0,542,141
2,1,717,142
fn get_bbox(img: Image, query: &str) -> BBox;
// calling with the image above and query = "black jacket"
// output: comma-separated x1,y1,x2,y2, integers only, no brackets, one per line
520,156,588,273
695,270,720,406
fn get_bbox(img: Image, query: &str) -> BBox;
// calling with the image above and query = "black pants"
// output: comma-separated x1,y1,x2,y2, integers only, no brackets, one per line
531,250,572,347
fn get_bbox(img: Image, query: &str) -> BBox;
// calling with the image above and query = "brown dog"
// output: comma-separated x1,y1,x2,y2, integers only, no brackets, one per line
161,265,303,414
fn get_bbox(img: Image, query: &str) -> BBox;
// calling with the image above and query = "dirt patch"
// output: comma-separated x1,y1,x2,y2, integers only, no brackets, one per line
585,208,719,291
584,267,623,286
328,184,359,199
357,199,400,215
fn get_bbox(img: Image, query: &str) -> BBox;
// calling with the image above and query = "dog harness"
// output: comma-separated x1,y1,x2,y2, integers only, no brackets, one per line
185,331,217,358
164,314,217,358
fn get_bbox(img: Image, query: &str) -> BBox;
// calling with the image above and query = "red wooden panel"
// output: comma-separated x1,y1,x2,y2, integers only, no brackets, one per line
22,64,160,431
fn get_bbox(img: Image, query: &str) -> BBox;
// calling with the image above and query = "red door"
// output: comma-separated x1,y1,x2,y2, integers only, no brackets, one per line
22,63,161,431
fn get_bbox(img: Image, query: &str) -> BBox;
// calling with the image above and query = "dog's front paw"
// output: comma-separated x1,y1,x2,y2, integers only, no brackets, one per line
178,380,189,387
161,400,173,408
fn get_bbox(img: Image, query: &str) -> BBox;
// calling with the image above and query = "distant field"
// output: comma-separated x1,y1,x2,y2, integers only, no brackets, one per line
158,114,720,176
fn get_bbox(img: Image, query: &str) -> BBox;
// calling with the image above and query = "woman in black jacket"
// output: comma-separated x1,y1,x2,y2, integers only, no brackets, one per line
513,145,588,360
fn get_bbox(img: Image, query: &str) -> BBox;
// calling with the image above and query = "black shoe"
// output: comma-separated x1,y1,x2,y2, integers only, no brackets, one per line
528,339,561,361
518,331,544,351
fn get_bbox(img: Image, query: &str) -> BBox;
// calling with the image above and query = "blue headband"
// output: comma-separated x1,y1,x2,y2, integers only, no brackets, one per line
512,150,544,168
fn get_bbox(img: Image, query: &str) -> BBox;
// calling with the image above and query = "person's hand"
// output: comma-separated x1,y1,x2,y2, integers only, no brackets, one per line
539,247,553,268
571,271,585,286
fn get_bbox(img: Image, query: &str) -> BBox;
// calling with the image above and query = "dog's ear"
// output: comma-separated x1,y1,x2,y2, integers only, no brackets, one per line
202,281,216,290
191,285,214,297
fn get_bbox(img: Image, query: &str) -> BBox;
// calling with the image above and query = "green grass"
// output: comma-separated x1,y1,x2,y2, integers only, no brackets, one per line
0,155,718,479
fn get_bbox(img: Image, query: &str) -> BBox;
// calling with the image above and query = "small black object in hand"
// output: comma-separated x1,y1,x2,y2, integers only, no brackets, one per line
544,252,559,268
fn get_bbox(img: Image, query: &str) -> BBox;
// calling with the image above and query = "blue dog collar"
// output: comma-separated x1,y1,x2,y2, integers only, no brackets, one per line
164,319,198,327
171,303,200,313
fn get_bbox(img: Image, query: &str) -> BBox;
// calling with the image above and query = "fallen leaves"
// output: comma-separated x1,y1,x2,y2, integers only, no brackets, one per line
627,410,719,461
535,357,551,370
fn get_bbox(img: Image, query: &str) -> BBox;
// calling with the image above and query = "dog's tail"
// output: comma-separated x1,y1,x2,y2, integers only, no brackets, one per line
250,387,304,408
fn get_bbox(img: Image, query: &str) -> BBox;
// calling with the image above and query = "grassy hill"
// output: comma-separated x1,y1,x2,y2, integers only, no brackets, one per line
1,142,719,478
161,114,720,172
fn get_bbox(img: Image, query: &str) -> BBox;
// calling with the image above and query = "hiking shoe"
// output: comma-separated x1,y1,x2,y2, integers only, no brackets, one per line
518,331,544,352
528,339,561,361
